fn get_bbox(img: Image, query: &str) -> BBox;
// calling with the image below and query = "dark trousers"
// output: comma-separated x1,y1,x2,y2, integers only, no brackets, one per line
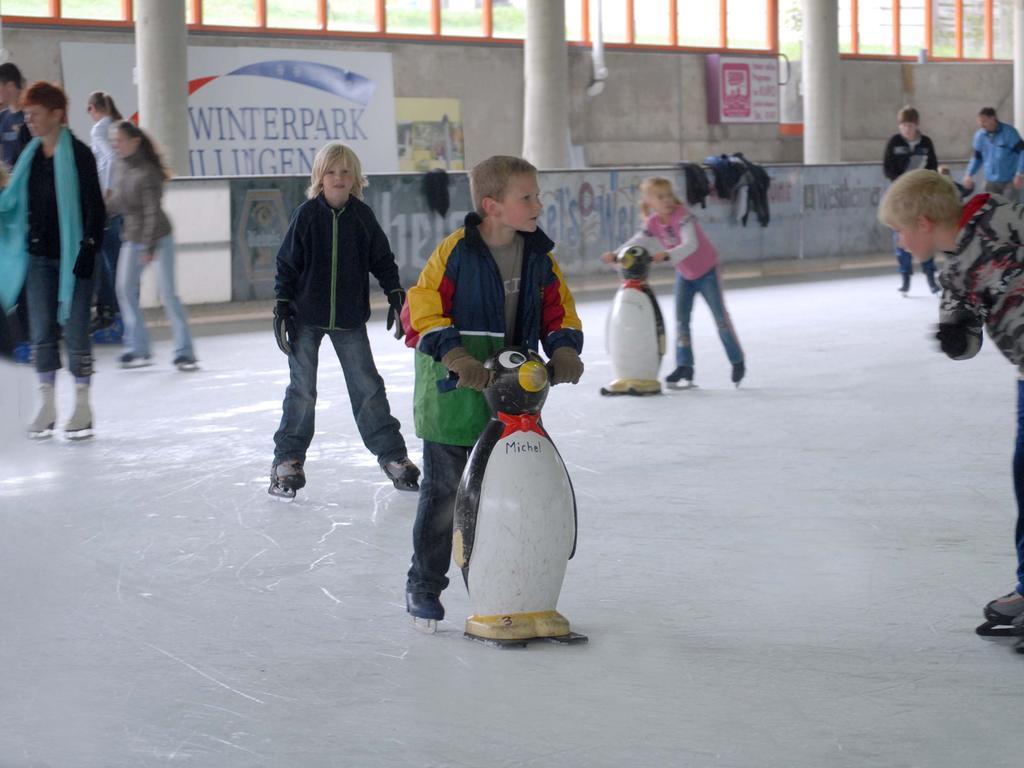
406,440,471,596
95,215,122,311
1013,380,1024,594
272,322,406,465
26,255,94,377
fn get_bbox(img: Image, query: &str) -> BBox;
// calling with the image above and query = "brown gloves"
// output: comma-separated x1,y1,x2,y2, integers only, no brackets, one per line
442,347,491,391
549,347,584,385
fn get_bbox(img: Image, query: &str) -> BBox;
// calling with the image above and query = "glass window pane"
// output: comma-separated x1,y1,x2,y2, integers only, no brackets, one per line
600,0,629,43
900,0,926,57
61,0,125,20
565,0,585,41
963,0,986,58
4,0,51,16
994,0,1014,59
494,0,527,39
442,0,483,36
635,0,670,45
931,0,956,57
778,0,801,60
328,0,378,31
268,0,319,29
839,0,853,53
679,0,721,48
728,0,769,49
203,0,259,27
386,0,431,34
858,0,893,55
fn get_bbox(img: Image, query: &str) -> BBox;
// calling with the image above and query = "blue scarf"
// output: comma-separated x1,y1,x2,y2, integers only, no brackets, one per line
0,127,83,324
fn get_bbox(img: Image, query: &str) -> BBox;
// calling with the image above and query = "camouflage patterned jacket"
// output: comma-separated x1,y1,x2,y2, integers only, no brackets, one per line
940,193,1024,371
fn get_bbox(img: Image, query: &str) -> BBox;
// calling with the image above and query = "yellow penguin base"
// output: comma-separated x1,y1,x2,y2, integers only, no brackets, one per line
599,378,662,396
464,610,572,641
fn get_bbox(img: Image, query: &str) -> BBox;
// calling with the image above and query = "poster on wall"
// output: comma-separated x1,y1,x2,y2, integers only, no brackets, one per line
395,98,465,172
59,43,399,176
706,54,779,124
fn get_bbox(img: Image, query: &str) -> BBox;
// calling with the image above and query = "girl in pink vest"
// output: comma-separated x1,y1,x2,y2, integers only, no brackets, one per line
612,176,745,388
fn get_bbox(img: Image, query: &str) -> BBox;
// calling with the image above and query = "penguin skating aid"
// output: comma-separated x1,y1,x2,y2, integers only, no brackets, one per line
450,348,587,647
601,242,665,397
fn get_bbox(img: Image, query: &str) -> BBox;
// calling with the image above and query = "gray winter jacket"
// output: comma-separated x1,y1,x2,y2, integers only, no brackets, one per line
106,152,171,250
940,192,1024,371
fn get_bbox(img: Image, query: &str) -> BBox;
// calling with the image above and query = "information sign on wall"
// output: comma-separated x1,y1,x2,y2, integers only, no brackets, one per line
706,54,779,124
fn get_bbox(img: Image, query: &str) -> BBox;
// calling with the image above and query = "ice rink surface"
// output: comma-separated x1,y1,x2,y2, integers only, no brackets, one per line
1,272,1021,768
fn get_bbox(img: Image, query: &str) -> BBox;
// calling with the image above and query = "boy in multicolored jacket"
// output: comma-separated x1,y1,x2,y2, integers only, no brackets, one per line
879,168,1024,633
401,155,584,627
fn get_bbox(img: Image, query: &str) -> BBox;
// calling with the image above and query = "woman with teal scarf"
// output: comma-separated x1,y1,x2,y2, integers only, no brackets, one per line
0,81,106,439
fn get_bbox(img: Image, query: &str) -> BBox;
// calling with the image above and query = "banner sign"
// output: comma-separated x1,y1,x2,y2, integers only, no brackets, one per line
227,162,909,299
60,43,399,176
706,54,779,124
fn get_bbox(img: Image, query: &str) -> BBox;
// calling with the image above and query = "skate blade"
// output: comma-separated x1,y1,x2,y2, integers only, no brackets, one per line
411,616,438,634
391,480,420,493
176,363,200,372
64,427,94,441
268,490,296,503
666,382,696,391
464,631,588,648
27,426,55,440
975,620,1023,637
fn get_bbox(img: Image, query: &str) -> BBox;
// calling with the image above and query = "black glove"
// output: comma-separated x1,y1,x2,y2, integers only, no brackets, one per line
273,300,298,356
73,239,97,280
935,322,968,358
386,289,406,340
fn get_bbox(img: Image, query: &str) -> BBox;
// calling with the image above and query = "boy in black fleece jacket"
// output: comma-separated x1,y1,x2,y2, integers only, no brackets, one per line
269,142,419,500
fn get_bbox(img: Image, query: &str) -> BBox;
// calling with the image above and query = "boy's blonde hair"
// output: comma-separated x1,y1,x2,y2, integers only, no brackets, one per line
878,169,962,229
307,142,368,200
638,176,682,217
469,155,537,215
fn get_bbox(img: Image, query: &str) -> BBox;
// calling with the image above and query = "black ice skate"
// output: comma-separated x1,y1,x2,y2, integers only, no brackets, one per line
382,457,420,492
976,592,1024,643
731,361,745,388
268,459,305,502
406,591,443,634
665,365,695,390
898,273,910,297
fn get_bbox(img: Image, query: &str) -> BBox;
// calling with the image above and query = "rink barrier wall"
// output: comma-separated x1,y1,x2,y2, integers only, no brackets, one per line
157,162,966,308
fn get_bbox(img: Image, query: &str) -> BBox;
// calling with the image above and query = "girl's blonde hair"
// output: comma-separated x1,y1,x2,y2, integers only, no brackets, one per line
308,142,368,200
638,176,682,217
0,161,9,190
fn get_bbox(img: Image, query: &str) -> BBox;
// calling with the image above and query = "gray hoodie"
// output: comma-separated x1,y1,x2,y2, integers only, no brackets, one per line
106,152,171,251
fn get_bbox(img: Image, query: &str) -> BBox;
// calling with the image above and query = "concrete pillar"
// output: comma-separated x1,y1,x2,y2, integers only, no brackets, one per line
135,0,189,176
802,0,841,164
1015,0,1024,131
522,0,570,168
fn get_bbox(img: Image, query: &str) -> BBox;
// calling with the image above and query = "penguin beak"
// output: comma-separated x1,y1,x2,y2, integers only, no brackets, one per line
518,361,548,392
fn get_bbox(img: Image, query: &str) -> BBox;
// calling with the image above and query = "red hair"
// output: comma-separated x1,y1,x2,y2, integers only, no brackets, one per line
22,82,69,118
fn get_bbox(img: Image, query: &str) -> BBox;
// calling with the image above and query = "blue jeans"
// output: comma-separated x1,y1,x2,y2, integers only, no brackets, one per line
96,215,122,310
406,440,470,596
892,232,936,278
116,235,195,360
1013,380,1024,593
26,255,93,377
273,322,407,466
675,269,744,368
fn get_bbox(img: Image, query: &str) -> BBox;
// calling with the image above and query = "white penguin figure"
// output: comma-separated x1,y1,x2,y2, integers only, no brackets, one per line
601,235,666,396
452,348,586,647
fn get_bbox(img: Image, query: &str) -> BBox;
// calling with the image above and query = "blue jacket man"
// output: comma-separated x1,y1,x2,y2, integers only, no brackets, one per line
965,107,1024,195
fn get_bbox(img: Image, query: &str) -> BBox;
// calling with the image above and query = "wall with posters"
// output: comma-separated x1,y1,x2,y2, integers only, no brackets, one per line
221,161,928,302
